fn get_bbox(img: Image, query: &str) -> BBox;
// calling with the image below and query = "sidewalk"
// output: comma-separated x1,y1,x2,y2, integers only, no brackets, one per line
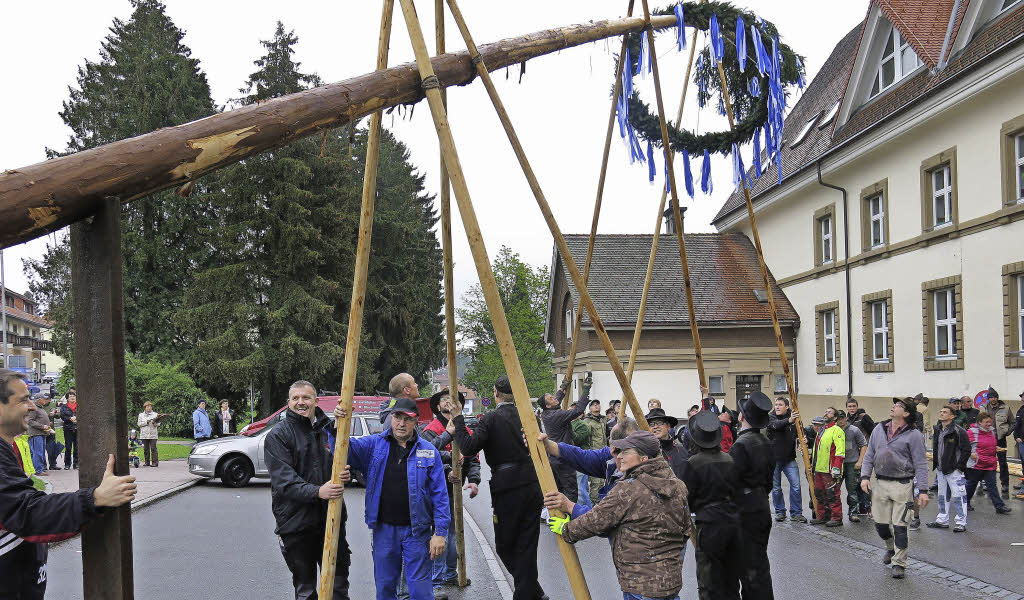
43,459,203,509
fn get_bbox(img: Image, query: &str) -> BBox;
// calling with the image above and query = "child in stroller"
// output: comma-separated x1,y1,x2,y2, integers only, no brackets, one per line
128,429,143,468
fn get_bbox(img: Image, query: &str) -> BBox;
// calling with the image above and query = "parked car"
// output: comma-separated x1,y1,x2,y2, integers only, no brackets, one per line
188,412,382,487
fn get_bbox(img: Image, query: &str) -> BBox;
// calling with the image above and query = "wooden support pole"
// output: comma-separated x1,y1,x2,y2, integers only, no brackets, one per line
397,1,592,597
443,0,650,436
434,0,469,587
561,0,636,408
71,197,133,600
640,0,707,393
712,59,819,516
319,2,395,596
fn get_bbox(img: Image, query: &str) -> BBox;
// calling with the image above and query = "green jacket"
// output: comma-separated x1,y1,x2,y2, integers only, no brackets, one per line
577,413,607,450
812,423,846,473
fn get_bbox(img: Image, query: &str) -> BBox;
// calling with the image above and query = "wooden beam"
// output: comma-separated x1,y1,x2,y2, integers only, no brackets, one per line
71,197,133,600
398,0,592,596
319,2,395,596
0,13,677,251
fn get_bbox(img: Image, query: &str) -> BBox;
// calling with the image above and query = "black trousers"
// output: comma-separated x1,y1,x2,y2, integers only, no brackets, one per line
62,429,78,468
737,508,774,600
996,437,1009,488
551,461,578,503
492,482,545,600
279,530,351,600
694,518,742,600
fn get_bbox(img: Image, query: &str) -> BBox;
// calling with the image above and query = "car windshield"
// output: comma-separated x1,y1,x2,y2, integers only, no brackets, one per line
366,419,384,435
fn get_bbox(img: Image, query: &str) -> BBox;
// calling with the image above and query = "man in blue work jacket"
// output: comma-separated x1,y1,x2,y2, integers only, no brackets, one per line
344,393,450,600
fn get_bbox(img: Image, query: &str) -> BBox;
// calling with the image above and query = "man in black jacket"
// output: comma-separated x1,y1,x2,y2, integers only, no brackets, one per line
766,397,806,522
926,404,970,532
0,368,136,600
265,380,350,600
646,408,687,478
729,391,776,600
451,375,547,600
536,375,591,502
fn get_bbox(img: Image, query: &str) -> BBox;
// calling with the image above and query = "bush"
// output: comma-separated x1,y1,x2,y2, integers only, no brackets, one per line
124,354,211,438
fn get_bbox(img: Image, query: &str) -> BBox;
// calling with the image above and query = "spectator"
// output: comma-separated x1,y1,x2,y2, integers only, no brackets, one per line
913,393,930,434
927,404,970,532
213,400,236,438
964,412,1012,515
1014,391,1024,499
955,396,978,427
845,397,875,442
537,375,591,502
39,395,63,471
25,393,54,476
342,393,449,600
675,404,701,452
605,399,622,438
59,388,79,469
700,385,720,414
646,408,687,479
264,380,351,600
767,396,805,523
860,398,930,579
546,431,692,600
647,398,662,411
136,401,167,467
0,368,137,599
810,409,845,526
578,398,608,504
192,399,212,444
718,411,734,453
838,410,867,522
985,388,1013,499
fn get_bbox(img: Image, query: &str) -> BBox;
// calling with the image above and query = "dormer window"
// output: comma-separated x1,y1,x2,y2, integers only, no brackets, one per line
870,26,921,97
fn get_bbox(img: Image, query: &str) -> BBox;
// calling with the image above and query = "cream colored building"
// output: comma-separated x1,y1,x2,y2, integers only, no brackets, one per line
713,0,1024,446
1,287,55,380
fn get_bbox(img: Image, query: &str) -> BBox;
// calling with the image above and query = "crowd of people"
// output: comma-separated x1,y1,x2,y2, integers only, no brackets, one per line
17,386,79,477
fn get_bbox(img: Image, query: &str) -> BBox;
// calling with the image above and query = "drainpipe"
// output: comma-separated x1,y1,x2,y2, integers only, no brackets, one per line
817,160,853,397
937,0,962,71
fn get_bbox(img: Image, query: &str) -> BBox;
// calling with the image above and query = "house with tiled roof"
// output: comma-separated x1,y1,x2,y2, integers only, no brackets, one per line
545,233,798,414
2,286,57,379
712,0,1024,435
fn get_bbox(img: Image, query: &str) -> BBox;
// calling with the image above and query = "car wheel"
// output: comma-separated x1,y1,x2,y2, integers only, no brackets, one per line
220,456,254,487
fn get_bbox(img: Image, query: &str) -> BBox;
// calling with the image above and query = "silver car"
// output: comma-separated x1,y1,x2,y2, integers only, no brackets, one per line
187,412,382,487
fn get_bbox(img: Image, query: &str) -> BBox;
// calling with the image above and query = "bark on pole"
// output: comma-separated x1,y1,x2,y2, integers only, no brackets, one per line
435,0,469,587
319,2,395,596
0,13,677,251
397,0,592,596
712,60,819,516
561,0,636,409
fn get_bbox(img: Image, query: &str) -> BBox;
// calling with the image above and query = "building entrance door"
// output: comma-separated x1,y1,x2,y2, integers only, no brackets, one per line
735,375,762,401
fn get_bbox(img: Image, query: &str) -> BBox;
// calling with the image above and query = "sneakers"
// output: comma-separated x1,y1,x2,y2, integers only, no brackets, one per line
952,525,966,532
926,521,949,529
996,506,1012,514
825,520,843,527
809,518,827,525
775,514,786,522
882,550,894,565
790,515,808,523
891,565,905,579
908,518,921,530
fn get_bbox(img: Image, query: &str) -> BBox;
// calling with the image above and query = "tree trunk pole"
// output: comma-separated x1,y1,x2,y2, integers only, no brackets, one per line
396,1,593,597
712,59,818,516
561,0,636,409
443,0,648,433
621,0,703,423
319,2,395,596
435,0,469,587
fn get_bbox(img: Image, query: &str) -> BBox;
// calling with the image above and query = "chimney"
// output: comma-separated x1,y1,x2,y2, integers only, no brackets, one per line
663,203,686,234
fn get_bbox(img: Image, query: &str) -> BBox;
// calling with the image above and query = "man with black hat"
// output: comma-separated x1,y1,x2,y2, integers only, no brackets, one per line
646,407,687,479
680,411,742,599
985,387,1013,498
536,375,592,502
451,375,547,600
728,391,775,600
859,397,929,579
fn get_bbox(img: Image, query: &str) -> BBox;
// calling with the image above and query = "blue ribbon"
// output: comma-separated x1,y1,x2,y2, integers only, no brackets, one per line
638,32,650,78
753,127,762,178
682,149,694,198
664,151,672,194
647,140,656,182
710,14,724,63
674,4,686,52
748,77,760,98
736,16,746,72
751,25,769,77
796,56,805,89
701,149,713,194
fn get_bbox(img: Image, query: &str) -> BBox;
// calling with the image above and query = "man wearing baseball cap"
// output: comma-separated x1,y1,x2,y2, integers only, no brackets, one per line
859,397,929,579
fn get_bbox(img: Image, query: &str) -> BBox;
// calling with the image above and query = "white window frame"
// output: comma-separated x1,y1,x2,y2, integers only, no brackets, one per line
871,300,889,362
565,306,575,341
871,26,921,97
823,310,837,365
820,216,833,264
1015,133,1024,204
932,165,953,228
868,193,885,247
1018,274,1024,354
708,375,725,396
934,288,957,359
774,374,788,393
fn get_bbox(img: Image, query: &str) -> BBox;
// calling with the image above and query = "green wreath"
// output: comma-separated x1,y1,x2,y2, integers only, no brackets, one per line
621,1,805,156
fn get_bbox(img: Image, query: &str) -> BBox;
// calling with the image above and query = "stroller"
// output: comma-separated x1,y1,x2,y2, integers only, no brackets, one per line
128,430,142,468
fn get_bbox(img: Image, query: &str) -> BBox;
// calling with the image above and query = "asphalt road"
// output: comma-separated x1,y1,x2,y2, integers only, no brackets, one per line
45,465,1024,599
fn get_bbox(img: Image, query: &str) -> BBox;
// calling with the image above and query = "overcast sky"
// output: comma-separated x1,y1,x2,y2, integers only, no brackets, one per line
0,1,866,308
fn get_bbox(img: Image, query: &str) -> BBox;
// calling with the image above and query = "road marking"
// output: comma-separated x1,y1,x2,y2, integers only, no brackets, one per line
462,507,514,600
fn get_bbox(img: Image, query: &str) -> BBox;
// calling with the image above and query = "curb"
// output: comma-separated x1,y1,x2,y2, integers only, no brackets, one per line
130,477,204,513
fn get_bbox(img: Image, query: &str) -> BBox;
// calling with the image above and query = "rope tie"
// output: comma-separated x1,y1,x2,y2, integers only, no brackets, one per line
470,54,483,66
422,75,440,90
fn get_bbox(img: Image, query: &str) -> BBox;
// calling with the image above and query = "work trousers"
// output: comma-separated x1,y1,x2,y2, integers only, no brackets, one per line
142,439,159,466
693,518,741,600
372,523,433,600
842,463,860,516
736,506,773,600
551,461,578,503
576,472,592,509
996,437,1009,488
44,434,62,469
870,477,913,568
771,460,802,517
62,429,78,468
491,483,545,600
965,468,1006,511
28,436,47,473
278,529,351,600
812,472,842,522
431,526,457,585
588,475,604,505
934,470,967,527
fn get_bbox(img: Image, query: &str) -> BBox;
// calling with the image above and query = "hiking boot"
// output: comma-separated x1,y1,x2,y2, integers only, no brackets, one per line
952,525,966,532
967,504,975,511
848,514,861,523
775,513,786,522
790,515,807,523
908,518,921,530
825,520,843,527
926,521,949,529
882,550,894,565
891,566,905,579
808,518,827,525
996,506,1012,514
1001,487,1009,500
